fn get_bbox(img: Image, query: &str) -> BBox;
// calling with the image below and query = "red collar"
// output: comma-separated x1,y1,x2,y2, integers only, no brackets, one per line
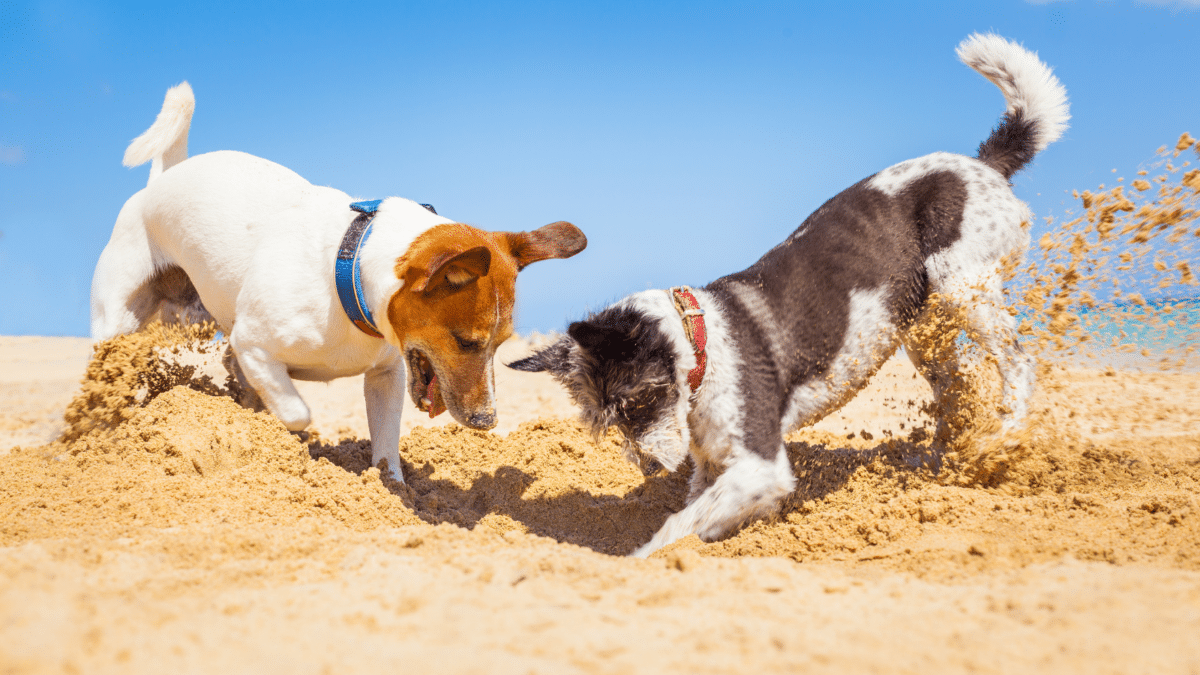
670,286,707,393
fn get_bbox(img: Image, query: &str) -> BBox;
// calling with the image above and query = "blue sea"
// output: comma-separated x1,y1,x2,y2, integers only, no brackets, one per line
1028,297,1200,371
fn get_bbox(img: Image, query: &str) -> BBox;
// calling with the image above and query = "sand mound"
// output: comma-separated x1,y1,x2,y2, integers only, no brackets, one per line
1,385,421,544
3,324,684,553
60,322,230,442
2,322,426,544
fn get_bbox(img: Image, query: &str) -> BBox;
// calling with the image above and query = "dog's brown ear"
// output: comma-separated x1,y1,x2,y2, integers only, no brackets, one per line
507,221,587,271
412,246,492,293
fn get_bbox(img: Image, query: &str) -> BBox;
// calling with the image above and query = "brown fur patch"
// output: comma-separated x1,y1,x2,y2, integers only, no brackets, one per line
385,220,585,426
388,225,515,421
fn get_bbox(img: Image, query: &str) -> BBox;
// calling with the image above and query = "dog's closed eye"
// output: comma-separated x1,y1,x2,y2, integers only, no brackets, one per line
614,383,674,425
454,334,484,352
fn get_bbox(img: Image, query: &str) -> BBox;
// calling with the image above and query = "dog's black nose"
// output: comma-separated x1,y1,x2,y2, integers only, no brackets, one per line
466,411,497,430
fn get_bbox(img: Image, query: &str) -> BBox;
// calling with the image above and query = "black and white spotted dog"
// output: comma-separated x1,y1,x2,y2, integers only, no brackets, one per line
509,33,1069,557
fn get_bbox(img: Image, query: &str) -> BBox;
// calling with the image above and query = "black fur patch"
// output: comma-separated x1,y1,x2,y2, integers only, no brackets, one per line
508,304,680,440
510,169,970,464
975,109,1038,180
703,170,968,460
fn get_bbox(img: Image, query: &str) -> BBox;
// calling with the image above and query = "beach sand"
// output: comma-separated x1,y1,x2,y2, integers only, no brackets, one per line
2,330,1198,674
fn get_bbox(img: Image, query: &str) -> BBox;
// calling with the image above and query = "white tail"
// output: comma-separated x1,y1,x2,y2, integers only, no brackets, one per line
956,33,1069,156
123,81,195,185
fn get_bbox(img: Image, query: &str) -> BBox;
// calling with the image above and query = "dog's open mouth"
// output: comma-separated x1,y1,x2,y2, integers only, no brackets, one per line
408,349,447,418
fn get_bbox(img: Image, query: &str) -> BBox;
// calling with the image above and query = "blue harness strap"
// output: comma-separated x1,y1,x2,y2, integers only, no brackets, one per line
336,199,438,338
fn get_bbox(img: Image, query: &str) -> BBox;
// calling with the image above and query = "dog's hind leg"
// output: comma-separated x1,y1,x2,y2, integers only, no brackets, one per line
227,335,312,433
955,281,1035,433
90,195,167,339
907,271,1035,450
631,446,796,558
900,305,969,462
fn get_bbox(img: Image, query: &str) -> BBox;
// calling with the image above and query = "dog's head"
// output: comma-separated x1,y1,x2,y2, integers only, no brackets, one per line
387,220,586,430
507,300,691,474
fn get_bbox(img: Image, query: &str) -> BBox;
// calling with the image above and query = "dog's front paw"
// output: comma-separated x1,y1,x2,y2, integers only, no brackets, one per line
274,399,312,432
376,458,405,485
386,465,405,484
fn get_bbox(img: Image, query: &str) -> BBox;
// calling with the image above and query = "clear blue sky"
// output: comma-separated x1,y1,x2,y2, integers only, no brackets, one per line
1,0,1197,336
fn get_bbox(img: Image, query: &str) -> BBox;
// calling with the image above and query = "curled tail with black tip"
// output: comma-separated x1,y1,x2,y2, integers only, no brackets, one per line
958,33,1070,180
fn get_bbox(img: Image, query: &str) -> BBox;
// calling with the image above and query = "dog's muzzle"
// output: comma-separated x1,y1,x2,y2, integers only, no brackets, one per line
467,411,497,430
622,439,668,477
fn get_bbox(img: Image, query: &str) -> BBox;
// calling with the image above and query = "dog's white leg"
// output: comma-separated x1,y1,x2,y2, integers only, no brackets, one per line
961,287,1036,432
228,338,312,433
686,451,722,503
90,197,162,339
632,446,795,558
364,366,407,483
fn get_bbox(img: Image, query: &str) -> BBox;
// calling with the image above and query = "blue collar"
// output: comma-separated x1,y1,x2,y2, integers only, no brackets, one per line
336,200,386,338
335,199,438,339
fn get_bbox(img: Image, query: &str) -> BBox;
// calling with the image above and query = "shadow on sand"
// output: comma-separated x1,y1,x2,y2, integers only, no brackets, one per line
308,424,938,557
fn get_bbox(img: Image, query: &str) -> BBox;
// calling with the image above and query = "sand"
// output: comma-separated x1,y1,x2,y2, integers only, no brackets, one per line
2,139,1199,673
2,330,1198,674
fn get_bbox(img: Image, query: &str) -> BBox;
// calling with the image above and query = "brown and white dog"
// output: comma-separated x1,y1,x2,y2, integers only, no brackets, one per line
91,82,586,481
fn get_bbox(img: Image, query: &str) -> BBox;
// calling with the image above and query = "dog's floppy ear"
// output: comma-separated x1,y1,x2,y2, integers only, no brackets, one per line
412,246,492,293
567,320,610,354
568,319,639,362
507,222,587,271
506,337,573,375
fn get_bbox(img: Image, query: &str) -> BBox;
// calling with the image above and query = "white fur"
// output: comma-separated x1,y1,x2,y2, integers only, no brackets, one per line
632,443,794,558
92,85,460,482
956,32,1070,154
624,287,799,558
681,288,748,482
122,82,194,185
622,290,697,471
782,285,900,431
